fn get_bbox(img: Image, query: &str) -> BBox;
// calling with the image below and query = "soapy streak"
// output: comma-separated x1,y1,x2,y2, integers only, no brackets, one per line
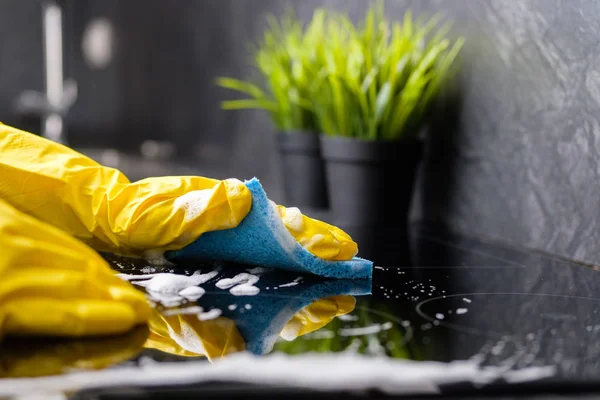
0,353,556,397
338,322,393,337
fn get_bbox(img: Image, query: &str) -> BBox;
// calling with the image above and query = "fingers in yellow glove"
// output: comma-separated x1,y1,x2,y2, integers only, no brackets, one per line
144,309,245,361
0,197,150,339
277,205,358,261
0,123,252,255
280,295,356,341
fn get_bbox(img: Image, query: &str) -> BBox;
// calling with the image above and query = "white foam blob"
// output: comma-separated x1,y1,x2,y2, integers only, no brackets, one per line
230,284,260,296
216,273,260,296
216,273,259,289
178,286,205,301
281,207,304,232
456,308,468,315
118,270,218,306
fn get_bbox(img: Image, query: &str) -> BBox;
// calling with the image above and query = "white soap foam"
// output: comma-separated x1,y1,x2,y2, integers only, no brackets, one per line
277,282,298,288
435,313,445,320
197,309,222,321
278,276,303,288
0,353,556,397
174,189,213,222
228,304,237,311
267,200,298,254
463,298,472,303
178,286,205,301
230,283,260,296
281,207,304,232
118,270,218,306
216,273,259,289
244,304,252,310
456,308,468,315
216,273,260,296
147,291,185,308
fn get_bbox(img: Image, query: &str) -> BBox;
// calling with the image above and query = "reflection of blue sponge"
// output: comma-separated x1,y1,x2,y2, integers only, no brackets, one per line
166,178,373,279
201,275,371,355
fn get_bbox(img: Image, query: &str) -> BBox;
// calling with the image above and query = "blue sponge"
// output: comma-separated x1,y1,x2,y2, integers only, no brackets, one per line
166,178,373,279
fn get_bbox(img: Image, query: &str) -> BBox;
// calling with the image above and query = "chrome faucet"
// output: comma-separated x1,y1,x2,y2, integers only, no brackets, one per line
14,1,77,144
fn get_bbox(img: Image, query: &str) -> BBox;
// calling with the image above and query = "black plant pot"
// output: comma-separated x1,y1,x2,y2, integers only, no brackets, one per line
320,136,423,265
276,131,328,209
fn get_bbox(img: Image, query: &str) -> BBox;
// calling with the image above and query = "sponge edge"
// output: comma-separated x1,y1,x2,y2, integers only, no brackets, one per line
166,178,373,279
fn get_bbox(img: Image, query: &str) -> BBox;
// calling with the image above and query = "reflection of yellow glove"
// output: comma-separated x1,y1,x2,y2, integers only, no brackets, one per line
0,326,148,378
280,295,356,341
0,197,150,339
144,309,245,361
0,123,356,260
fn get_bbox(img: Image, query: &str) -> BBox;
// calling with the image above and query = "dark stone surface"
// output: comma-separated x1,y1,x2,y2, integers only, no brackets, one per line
6,227,600,397
2,0,600,265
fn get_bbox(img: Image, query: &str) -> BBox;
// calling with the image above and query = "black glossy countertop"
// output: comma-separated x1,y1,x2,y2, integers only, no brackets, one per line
2,225,600,399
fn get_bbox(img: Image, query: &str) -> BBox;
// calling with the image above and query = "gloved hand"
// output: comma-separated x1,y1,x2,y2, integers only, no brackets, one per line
0,123,356,261
0,197,151,339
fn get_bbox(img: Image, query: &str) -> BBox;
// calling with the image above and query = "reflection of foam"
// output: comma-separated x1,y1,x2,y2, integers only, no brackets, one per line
0,352,556,397
198,309,222,321
338,322,393,337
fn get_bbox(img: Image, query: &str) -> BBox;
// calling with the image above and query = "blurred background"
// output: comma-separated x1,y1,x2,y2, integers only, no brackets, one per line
2,0,599,266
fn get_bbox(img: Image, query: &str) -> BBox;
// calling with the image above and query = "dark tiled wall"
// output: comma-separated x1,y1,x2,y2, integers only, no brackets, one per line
1,0,600,265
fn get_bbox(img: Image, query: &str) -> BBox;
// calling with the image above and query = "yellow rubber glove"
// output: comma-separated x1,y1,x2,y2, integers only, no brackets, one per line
277,206,358,261
0,123,356,261
144,309,245,360
0,123,252,255
0,326,148,378
0,197,151,339
280,295,356,341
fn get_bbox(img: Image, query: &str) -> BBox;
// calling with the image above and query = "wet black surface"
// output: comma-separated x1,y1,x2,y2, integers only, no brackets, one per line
4,226,600,398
